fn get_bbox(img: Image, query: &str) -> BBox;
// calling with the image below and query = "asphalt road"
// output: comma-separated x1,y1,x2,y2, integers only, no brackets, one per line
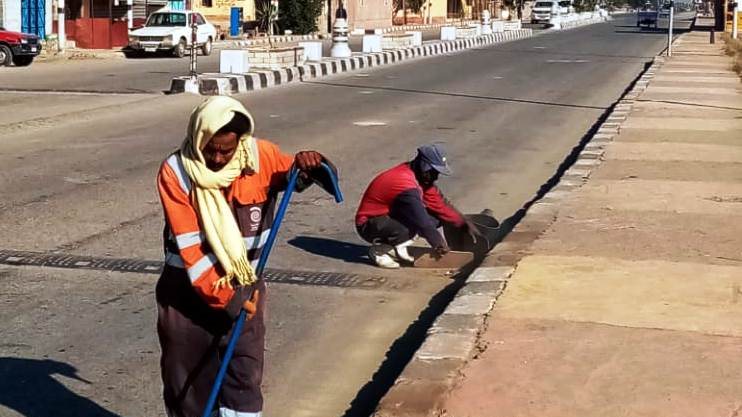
0,29,448,94
0,15,692,417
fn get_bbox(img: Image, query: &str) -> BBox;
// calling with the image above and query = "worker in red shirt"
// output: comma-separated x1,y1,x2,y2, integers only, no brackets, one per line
355,144,479,268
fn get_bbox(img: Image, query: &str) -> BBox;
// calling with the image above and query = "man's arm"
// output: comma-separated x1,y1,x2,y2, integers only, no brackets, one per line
423,186,466,227
391,189,447,249
260,140,332,192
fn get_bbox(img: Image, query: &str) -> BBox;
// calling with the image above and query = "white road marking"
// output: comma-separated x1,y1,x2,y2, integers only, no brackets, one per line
269,114,280,118
359,91,374,94
353,121,388,127
63,176,97,184
546,59,591,63
533,46,547,49
355,73,370,77
492,76,504,79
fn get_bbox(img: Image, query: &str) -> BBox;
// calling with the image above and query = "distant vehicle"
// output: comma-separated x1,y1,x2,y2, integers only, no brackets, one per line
0,27,41,67
637,5,659,28
531,0,572,23
126,10,216,58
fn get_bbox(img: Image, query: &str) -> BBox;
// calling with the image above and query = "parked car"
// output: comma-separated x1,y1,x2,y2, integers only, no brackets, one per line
0,27,41,67
126,10,216,58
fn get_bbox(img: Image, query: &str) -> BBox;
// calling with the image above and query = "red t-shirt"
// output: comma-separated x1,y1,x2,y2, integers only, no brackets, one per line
355,163,464,246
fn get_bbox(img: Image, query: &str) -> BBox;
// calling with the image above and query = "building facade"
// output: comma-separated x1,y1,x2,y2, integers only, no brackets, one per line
54,0,166,48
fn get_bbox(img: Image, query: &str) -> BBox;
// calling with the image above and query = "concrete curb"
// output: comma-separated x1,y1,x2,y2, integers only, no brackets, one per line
170,29,534,95
375,21,477,34
558,16,611,30
371,34,674,417
223,34,321,48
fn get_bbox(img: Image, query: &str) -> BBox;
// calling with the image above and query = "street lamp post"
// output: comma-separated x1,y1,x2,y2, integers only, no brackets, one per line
58,0,66,52
190,15,198,78
733,1,739,40
667,0,674,56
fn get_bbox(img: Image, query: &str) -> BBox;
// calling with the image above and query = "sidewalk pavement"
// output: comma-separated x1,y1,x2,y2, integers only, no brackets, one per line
37,47,126,62
439,31,742,416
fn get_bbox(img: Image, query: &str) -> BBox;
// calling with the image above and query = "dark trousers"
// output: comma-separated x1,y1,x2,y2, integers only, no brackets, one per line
156,265,266,417
356,215,417,246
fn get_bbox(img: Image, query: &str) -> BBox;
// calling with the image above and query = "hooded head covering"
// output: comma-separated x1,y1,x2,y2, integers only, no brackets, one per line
180,96,260,289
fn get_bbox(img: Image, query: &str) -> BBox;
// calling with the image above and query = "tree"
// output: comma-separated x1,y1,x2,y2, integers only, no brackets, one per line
276,0,325,34
392,0,426,20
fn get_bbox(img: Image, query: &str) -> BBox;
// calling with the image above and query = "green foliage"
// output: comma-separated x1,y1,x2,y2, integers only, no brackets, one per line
255,0,280,35
277,0,324,35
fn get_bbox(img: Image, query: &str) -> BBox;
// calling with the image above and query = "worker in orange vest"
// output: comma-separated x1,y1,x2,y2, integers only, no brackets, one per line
156,96,335,417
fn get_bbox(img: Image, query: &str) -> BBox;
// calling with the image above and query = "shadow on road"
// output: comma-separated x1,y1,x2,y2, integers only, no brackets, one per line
0,357,122,417
615,29,667,34
287,236,369,264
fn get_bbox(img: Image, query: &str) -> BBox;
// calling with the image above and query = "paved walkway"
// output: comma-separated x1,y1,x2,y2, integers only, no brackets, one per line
440,31,742,417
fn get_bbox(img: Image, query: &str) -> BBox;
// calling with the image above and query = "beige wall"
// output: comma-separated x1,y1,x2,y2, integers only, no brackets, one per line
428,0,448,22
193,0,255,30
347,0,392,30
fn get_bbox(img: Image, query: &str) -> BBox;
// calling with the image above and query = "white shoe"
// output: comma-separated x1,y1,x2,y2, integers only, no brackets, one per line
394,240,415,263
369,244,400,269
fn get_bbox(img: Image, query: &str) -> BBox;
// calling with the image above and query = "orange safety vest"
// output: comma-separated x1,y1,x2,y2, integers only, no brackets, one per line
157,139,293,309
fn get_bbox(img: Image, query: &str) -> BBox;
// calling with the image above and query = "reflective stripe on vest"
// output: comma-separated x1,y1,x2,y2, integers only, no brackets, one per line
175,231,204,249
166,153,191,195
219,408,262,417
187,253,217,283
244,228,271,251
165,250,259,271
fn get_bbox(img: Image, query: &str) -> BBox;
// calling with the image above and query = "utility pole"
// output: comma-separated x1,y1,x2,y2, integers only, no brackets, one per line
190,13,198,78
733,1,739,40
667,0,673,56
127,0,133,29
58,0,66,52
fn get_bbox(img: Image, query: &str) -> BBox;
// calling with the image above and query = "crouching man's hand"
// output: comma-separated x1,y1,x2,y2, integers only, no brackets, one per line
432,245,450,260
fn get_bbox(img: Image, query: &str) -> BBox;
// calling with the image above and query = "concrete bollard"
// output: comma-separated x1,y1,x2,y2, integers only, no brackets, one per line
299,41,323,61
440,25,457,40
362,34,382,53
331,17,352,58
472,22,482,36
481,10,493,34
406,30,423,46
219,50,250,74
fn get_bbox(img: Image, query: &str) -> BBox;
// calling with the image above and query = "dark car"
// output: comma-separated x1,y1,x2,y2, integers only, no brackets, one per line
0,27,42,67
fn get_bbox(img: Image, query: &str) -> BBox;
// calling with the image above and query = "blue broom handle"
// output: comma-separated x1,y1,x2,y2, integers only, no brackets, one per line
200,162,341,417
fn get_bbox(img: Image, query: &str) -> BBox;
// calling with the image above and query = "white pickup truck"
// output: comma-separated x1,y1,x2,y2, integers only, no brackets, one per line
531,0,572,24
127,10,216,58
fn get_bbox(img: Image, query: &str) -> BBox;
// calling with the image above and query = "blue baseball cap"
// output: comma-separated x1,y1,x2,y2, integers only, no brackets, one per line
415,144,452,176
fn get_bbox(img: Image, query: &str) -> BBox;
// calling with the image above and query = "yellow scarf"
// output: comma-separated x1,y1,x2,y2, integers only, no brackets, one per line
180,96,260,289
